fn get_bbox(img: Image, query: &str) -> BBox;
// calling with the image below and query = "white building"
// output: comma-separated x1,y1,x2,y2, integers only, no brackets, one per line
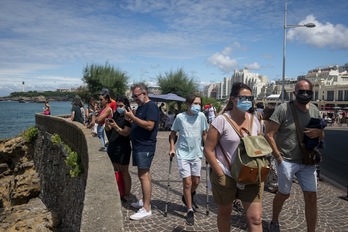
205,68,269,100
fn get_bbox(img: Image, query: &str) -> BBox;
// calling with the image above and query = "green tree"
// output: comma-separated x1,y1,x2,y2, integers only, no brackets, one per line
157,68,198,98
82,63,129,98
201,96,223,113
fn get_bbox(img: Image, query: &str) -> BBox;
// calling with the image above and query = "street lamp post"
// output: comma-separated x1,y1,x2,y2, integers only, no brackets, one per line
281,0,316,103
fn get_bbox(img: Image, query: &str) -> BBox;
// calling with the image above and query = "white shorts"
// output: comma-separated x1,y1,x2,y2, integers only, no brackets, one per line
177,157,202,179
276,160,317,194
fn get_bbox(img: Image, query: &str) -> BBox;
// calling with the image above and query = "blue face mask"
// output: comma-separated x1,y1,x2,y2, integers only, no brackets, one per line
190,105,201,114
237,101,252,112
117,107,125,115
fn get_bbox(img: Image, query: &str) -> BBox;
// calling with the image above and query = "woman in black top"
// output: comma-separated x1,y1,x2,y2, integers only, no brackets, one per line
105,96,132,201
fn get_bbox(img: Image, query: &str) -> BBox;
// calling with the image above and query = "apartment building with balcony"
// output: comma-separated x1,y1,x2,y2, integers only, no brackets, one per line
204,63,348,110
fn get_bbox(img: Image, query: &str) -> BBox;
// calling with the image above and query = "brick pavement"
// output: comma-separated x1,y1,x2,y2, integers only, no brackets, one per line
121,131,348,231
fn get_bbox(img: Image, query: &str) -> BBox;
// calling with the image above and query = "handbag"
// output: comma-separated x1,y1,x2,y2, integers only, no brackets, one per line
219,114,271,184
289,102,322,165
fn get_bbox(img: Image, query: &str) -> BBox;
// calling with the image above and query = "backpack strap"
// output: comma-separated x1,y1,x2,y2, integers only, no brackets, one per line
289,101,310,162
223,114,251,137
218,141,231,169
289,101,304,142
218,114,242,169
218,113,248,169
249,113,254,132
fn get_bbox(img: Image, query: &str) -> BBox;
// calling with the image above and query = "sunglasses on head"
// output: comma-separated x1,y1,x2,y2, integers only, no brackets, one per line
297,90,313,95
237,96,254,101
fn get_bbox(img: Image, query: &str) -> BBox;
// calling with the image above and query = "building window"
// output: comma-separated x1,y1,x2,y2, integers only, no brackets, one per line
338,90,343,101
327,91,334,101
344,90,348,101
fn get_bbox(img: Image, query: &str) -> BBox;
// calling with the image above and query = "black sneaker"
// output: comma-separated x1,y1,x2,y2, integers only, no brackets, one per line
186,210,194,226
182,194,198,211
191,191,199,209
232,200,244,214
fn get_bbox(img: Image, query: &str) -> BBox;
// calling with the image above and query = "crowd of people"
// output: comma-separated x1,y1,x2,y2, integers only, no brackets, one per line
43,79,324,231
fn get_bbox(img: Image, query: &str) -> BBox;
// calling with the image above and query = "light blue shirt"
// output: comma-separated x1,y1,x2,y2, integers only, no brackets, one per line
171,111,208,160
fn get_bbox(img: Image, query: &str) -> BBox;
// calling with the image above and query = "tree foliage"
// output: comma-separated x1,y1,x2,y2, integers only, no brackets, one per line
82,63,129,98
9,91,77,100
157,68,198,98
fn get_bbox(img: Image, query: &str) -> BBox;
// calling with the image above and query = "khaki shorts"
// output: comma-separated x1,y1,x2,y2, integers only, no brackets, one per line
210,170,264,205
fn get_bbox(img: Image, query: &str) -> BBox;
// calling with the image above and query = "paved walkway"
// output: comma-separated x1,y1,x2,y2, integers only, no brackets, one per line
121,131,348,231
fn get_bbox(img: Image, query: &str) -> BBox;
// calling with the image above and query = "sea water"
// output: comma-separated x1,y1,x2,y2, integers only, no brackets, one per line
0,101,73,139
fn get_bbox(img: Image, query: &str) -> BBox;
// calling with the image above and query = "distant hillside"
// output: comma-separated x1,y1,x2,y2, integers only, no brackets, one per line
0,91,79,102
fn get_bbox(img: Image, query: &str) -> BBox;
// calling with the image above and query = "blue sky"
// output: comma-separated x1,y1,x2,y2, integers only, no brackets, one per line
1,0,347,97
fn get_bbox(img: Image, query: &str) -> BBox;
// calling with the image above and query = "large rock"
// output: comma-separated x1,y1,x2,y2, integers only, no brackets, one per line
0,137,53,231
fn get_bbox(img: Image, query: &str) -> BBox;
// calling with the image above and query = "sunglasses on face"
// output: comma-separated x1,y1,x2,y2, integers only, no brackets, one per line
297,90,313,95
132,92,144,99
237,96,254,101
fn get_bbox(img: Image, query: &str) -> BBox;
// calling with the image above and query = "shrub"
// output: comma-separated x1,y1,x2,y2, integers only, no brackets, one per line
50,133,83,177
51,133,62,145
22,126,39,143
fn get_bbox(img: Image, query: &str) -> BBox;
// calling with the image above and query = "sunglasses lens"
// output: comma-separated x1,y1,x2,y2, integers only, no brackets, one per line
239,96,254,101
298,90,313,95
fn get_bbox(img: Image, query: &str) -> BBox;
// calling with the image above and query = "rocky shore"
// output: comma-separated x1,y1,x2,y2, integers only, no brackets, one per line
0,137,54,231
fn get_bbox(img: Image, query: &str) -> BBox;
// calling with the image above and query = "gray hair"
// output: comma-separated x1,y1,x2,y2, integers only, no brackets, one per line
131,82,148,94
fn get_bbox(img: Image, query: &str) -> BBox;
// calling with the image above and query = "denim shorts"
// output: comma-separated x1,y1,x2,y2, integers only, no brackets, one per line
132,151,155,169
276,160,317,194
177,157,202,178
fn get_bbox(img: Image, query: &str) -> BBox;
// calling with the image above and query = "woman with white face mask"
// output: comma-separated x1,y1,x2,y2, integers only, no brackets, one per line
105,96,132,202
169,94,209,226
204,82,264,232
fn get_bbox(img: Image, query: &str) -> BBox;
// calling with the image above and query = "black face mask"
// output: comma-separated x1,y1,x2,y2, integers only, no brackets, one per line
295,90,313,105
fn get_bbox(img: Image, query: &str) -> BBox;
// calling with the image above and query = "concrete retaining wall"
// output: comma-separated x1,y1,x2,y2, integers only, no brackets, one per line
34,113,124,231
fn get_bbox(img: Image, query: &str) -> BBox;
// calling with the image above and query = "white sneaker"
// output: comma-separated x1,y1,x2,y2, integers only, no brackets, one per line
131,199,143,209
129,207,152,220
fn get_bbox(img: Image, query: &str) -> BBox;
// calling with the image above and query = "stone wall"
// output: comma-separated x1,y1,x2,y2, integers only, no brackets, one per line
35,114,124,231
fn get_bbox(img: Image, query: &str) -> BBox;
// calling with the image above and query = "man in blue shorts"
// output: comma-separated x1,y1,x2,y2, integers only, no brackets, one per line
265,79,324,232
125,83,160,220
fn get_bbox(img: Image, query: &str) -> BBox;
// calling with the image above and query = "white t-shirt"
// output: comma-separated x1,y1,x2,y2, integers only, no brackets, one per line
171,111,208,160
208,106,216,119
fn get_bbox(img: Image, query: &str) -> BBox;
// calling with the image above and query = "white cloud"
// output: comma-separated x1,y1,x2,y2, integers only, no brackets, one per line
208,52,239,74
245,62,261,70
287,15,348,49
208,43,261,73
0,0,347,96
